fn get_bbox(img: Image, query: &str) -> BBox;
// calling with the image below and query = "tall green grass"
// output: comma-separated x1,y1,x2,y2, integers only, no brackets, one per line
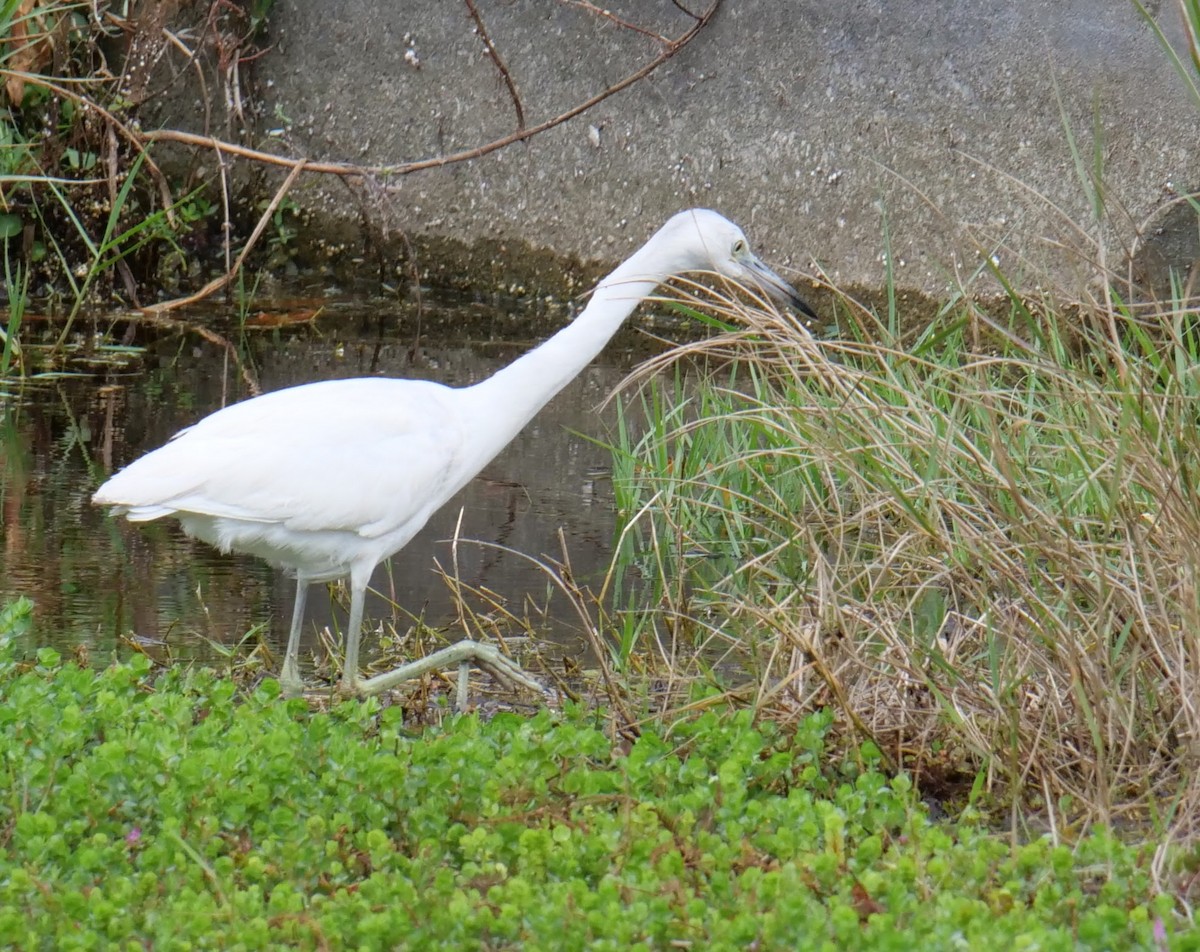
1,251,26,376
1133,0,1200,111
611,278,1200,831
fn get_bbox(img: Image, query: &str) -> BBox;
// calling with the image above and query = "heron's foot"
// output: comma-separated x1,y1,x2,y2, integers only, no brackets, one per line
279,658,305,699
351,639,546,706
461,642,545,695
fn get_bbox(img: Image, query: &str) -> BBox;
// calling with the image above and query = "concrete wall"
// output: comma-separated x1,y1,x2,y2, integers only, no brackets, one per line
246,1,1200,299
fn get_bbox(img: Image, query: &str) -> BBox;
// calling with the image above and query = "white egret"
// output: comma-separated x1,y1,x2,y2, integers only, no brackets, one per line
93,209,813,701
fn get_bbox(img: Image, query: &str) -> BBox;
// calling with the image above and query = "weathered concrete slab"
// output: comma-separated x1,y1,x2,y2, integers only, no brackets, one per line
244,1,1199,299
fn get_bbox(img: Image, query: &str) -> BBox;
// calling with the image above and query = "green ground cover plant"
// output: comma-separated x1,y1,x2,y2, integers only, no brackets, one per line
0,642,1188,949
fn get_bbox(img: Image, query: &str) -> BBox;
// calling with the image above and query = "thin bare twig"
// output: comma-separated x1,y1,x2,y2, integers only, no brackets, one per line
670,0,703,18
557,0,673,44
465,0,525,129
138,129,361,175
216,135,233,276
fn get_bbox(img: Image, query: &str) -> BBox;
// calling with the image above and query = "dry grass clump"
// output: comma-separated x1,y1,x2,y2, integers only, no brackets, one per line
611,277,1200,836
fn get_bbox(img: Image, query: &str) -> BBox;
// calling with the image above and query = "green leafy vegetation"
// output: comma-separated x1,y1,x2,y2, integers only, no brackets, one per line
0,642,1188,948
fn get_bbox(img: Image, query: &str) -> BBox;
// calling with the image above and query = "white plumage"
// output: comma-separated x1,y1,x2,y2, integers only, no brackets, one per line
94,209,812,700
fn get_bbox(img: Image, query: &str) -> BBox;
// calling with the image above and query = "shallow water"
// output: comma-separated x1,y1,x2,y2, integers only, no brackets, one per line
0,289,667,678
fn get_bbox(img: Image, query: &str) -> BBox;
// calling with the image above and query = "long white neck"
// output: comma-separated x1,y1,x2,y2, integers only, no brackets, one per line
455,239,676,475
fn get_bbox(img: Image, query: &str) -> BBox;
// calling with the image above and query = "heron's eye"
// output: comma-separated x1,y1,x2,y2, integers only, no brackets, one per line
732,238,747,257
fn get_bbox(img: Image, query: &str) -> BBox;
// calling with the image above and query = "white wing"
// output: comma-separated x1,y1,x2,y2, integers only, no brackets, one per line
94,377,468,539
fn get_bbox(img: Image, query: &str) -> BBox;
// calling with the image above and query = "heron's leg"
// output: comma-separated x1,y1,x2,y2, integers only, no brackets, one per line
338,571,369,695
456,661,470,712
356,640,546,707
280,581,309,698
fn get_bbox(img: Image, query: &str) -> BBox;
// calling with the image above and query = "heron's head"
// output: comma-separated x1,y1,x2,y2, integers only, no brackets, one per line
658,208,817,320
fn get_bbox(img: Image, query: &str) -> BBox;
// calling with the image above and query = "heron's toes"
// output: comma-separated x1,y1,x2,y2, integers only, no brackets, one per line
491,659,546,695
469,643,545,695
279,663,306,699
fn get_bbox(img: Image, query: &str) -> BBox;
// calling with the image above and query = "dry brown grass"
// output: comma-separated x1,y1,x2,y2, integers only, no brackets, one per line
610,277,1200,842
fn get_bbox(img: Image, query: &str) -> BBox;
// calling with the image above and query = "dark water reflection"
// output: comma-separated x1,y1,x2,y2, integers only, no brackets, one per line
0,291,664,677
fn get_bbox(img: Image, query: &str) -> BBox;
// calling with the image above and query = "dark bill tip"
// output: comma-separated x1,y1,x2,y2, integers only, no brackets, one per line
784,286,818,321
749,257,818,321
